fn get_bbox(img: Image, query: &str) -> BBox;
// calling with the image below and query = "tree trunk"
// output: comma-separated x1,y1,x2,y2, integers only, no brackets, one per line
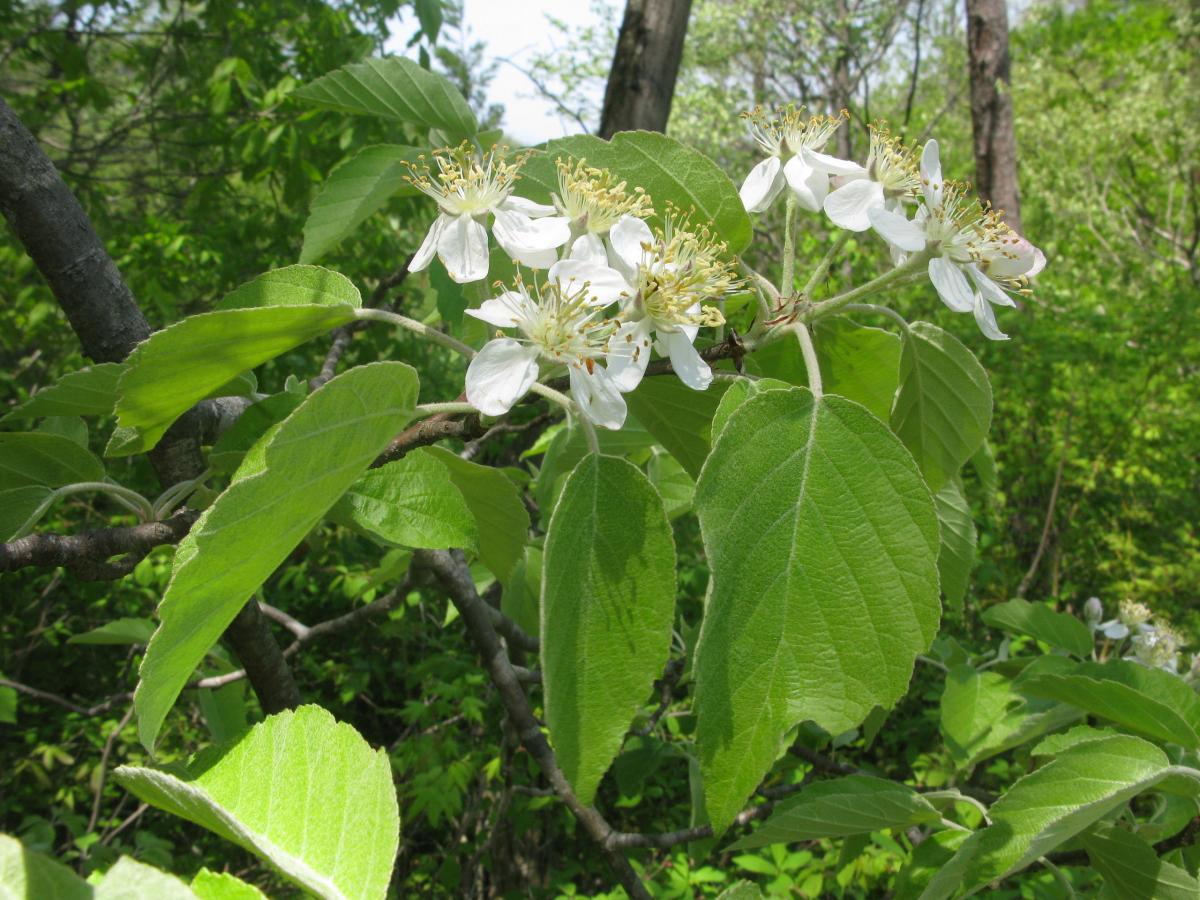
964,0,1022,234
598,0,693,138
0,96,300,716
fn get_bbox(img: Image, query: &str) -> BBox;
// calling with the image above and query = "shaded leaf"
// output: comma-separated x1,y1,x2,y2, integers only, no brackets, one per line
934,477,976,612
625,376,729,479
69,618,156,646
1,363,124,423
981,598,1093,657
813,317,902,421
0,432,104,490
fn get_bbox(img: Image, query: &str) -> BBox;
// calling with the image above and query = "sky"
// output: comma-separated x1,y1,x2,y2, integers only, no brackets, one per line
385,0,623,146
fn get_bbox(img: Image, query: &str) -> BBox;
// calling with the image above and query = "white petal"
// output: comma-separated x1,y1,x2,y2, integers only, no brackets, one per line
782,155,829,212
868,205,927,252
928,257,974,313
921,140,943,207
492,208,571,255
410,214,448,272
465,339,540,415
465,290,533,328
549,258,631,306
570,232,609,265
1101,621,1130,640
802,148,867,178
968,264,1018,308
987,234,1045,279
739,156,785,213
823,178,884,231
609,215,655,274
973,292,1009,341
661,330,712,391
438,214,490,283
569,363,627,430
605,319,654,392
500,195,558,217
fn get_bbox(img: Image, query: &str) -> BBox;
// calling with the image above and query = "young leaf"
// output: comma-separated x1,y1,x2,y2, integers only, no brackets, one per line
1020,659,1200,749
981,598,1092,657
1082,822,1200,899
329,452,477,550
299,145,423,263
693,388,940,831
813,318,902,421
135,362,418,751
940,663,1083,770
891,322,992,491
625,376,730,478
728,775,941,849
0,362,123,423
0,432,104,490
95,856,196,898
292,57,477,142
215,264,362,311
422,446,530,584
111,304,358,455
922,735,1177,897
934,477,976,612
0,833,91,899
542,455,677,805
116,705,399,900
191,868,268,900
68,617,156,646
519,131,753,254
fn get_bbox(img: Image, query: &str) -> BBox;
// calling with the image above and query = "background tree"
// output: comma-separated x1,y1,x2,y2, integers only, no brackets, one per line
599,0,694,137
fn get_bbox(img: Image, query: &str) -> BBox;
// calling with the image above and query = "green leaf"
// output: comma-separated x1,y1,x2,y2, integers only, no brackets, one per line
715,881,765,900
1,362,123,422
501,546,542,639
625,377,730,479
542,455,677,805
0,681,15,724
0,432,104,490
970,440,999,511
414,0,443,40
215,264,362,310
813,318,902,421
891,322,992,492
533,420,656,515
69,618,156,646
647,449,695,519
709,377,790,441
923,735,1176,897
520,131,752,253
95,857,196,899
981,599,1093,657
191,868,267,900
0,486,54,541
934,477,976,613
292,56,477,142
429,259,467,328
1083,822,1200,900
111,305,359,455
209,391,306,475
37,415,88,448
330,452,477,550
940,662,1083,769
135,362,418,750
729,775,941,849
0,833,91,899
116,705,399,900
693,388,941,831
1020,659,1200,749
300,145,423,263
1031,724,1120,757
422,447,530,584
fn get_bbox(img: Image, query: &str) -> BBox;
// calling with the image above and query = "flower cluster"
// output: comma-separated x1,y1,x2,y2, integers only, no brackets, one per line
406,151,737,428
738,109,1046,340
1089,597,1187,673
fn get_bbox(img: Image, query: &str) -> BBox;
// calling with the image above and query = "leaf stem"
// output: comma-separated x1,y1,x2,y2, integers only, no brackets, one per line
780,191,798,297
843,302,911,330
800,230,852,300
794,324,823,398
414,401,478,418
355,307,477,358
531,383,599,455
805,250,930,321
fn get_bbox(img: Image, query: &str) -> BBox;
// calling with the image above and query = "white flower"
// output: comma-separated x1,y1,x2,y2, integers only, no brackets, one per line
1129,623,1185,673
603,213,736,392
867,140,1047,340
1098,598,1153,641
463,260,630,429
815,125,921,232
738,105,850,213
553,158,653,261
405,144,570,283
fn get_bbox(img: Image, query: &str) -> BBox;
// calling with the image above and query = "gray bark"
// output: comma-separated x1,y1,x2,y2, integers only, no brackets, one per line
965,0,1023,234
599,0,693,138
